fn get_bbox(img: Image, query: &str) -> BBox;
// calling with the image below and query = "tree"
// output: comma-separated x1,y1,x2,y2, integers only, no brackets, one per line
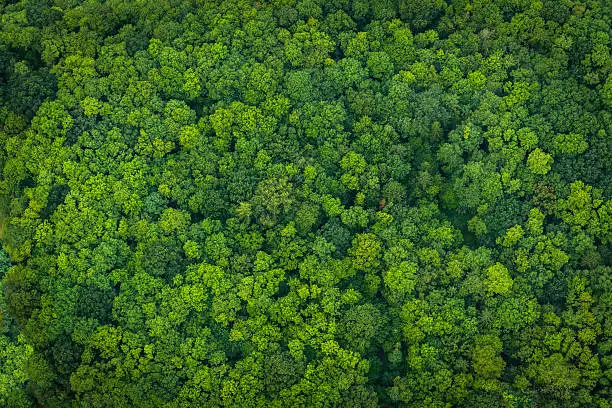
527,148,553,175
1,0,611,405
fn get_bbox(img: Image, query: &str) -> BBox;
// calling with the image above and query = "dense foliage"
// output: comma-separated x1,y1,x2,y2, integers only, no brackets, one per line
1,0,611,406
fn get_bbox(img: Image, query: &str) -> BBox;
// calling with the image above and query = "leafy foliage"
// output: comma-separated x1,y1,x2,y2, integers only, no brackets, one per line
1,0,611,406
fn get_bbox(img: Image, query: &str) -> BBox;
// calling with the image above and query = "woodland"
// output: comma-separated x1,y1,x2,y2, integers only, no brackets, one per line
0,0,611,407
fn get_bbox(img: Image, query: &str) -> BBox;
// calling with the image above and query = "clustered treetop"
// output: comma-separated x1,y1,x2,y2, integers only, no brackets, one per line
0,0,611,407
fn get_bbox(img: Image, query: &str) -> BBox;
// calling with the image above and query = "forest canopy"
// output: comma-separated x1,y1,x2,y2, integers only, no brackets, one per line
0,0,611,407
